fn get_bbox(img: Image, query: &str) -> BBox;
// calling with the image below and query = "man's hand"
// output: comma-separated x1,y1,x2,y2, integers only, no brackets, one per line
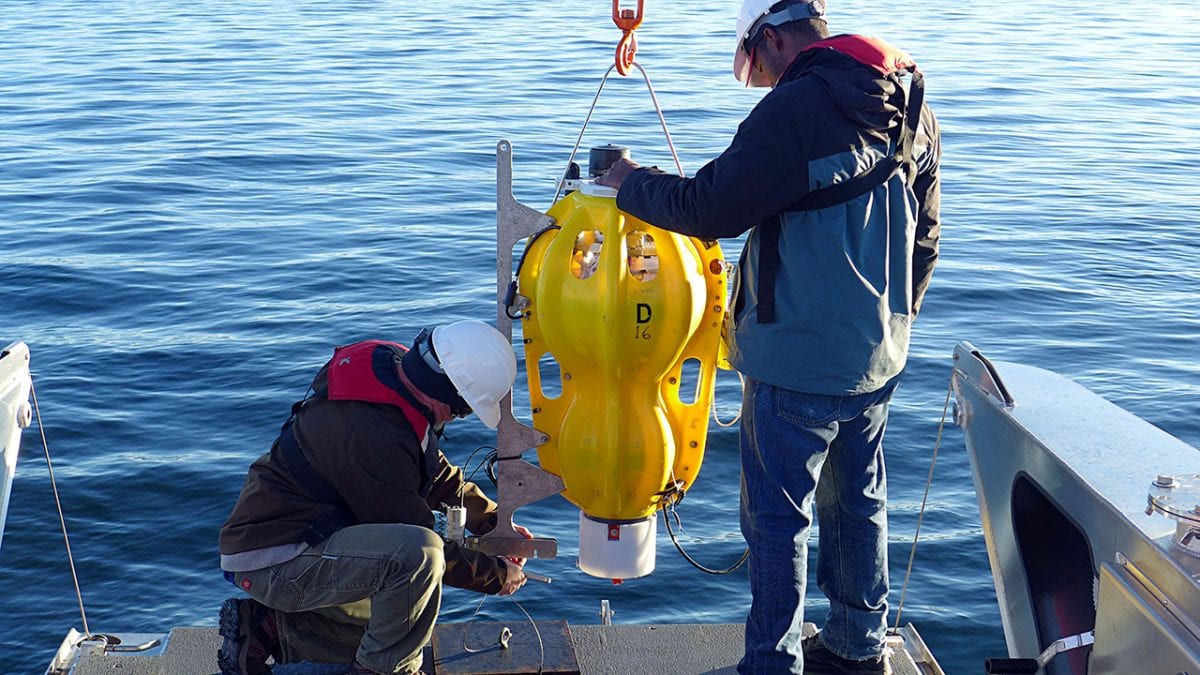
505,523,535,568
595,158,640,190
497,557,527,596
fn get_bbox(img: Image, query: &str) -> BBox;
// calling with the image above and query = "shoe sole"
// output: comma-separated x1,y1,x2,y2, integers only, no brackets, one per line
802,635,889,675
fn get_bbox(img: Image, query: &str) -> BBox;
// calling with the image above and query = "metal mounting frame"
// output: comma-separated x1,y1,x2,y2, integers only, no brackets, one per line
465,140,564,560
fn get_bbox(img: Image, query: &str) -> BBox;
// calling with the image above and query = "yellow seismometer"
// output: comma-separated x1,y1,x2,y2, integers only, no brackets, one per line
517,147,727,581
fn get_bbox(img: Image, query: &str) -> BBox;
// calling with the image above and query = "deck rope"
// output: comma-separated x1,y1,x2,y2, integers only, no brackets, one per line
30,380,92,639
892,369,955,632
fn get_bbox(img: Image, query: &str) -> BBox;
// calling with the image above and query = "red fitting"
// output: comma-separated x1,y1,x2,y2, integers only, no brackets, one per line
615,32,638,76
612,0,645,75
612,0,644,31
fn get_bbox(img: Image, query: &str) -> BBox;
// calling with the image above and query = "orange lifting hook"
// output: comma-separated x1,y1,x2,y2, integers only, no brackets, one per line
613,0,645,76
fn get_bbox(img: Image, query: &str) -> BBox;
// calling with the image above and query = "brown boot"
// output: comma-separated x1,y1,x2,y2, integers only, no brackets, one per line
218,597,282,674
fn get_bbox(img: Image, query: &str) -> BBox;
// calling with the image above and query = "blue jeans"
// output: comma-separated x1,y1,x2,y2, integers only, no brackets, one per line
738,377,894,673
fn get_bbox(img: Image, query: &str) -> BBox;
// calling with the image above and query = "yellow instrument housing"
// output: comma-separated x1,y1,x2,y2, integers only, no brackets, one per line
518,190,725,522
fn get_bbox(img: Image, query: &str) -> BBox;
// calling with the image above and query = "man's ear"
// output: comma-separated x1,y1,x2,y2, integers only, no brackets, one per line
761,25,785,53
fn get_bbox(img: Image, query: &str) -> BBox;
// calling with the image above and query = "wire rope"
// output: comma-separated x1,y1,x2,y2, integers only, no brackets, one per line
461,593,546,674
891,370,955,632
31,380,92,639
550,61,685,207
712,370,745,428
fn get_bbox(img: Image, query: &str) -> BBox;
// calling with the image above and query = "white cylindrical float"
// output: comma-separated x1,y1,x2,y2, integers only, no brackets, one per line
577,512,656,581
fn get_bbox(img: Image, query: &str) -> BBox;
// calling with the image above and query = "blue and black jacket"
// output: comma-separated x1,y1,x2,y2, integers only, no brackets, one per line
617,35,941,396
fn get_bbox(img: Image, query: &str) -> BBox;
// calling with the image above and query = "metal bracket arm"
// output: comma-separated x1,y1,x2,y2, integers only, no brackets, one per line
466,140,563,560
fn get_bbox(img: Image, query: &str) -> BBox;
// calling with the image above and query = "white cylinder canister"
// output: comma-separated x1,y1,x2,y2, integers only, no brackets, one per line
577,511,656,580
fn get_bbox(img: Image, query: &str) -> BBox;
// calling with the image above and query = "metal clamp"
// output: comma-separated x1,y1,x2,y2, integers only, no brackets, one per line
1146,473,1200,557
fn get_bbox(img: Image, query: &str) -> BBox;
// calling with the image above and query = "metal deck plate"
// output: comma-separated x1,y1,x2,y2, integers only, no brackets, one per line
62,621,941,674
432,620,579,674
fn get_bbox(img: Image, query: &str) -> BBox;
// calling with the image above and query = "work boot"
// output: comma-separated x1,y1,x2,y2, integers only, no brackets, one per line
802,634,891,675
218,597,282,675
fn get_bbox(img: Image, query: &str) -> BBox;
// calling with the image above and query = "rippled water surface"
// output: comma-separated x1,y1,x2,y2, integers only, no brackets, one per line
2,1,1198,672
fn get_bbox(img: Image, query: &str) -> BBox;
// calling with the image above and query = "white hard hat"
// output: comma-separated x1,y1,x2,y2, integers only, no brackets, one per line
431,320,517,429
733,0,827,83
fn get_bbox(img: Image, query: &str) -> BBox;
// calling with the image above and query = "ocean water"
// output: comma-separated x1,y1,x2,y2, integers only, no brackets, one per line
2,1,1198,672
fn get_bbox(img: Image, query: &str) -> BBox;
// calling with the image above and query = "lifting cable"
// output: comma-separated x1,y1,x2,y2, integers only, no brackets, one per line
550,0,684,206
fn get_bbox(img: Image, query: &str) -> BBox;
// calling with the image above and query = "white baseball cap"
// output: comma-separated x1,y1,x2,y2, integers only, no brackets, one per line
733,0,827,83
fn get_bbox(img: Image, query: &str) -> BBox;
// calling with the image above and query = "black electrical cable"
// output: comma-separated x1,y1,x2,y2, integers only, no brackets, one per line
662,506,749,575
505,225,561,320
462,445,499,487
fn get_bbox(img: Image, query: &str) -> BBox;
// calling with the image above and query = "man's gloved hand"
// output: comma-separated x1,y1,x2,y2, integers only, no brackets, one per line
497,557,527,596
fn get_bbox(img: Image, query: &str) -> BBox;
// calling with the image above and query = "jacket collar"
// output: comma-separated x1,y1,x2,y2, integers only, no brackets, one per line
778,34,913,85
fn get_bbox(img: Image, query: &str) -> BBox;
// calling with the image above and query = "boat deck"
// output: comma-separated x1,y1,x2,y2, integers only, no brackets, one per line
66,621,942,674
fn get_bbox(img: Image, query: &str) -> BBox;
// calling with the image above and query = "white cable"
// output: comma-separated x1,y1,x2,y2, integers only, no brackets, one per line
551,60,685,207
892,372,954,631
712,370,745,428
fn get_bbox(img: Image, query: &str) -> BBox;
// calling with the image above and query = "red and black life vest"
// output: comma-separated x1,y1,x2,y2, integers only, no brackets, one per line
325,340,433,442
278,340,441,545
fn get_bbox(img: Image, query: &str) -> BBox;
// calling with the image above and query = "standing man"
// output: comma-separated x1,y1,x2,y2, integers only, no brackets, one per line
597,1,940,672
218,320,531,675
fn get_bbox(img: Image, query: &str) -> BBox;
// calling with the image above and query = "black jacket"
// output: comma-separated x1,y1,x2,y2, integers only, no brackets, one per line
220,372,509,594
